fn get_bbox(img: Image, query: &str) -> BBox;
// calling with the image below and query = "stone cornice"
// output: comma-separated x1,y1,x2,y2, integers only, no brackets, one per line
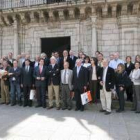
0,0,140,27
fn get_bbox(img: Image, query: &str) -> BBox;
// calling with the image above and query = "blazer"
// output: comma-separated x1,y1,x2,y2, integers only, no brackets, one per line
61,69,73,91
47,64,60,85
22,60,34,68
125,62,134,76
98,66,115,92
21,66,34,86
70,56,78,69
33,66,47,87
73,66,88,90
60,56,72,70
87,65,100,82
9,67,21,84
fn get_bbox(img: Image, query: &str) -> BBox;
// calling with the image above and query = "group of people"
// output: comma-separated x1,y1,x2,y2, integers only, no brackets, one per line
0,50,140,115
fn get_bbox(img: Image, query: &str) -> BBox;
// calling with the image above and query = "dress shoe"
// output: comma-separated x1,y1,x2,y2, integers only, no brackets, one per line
62,107,67,110
42,105,46,108
135,111,140,113
68,107,72,110
105,111,111,115
80,108,84,112
47,106,53,110
116,109,124,113
23,104,27,107
35,104,42,108
56,107,60,110
100,109,106,112
11,103,16,106
1,102,5,104
6,102,10,105
131,109,136,111
75,108,79,111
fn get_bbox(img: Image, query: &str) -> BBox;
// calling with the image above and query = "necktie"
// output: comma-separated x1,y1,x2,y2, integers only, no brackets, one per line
63,70,67,84
26,66,28,72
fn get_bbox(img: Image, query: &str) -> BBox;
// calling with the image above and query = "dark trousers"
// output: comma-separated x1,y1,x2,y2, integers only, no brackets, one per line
133,85,140,112
117,87,125,110
36,86,46,107
89,80,98,103
61,85,72,108
23,85,32,106
74,88,84,110
10,82,21,104
126,85,133,101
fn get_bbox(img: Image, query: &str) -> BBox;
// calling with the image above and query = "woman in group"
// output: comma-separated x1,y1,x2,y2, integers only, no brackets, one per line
88,57,100,103
135,55,140,65
83,56,91,68
129,62,140,113
125,56,134,102
115,63,129,112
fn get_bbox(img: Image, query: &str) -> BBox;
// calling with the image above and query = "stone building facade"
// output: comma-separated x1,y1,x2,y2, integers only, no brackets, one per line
0,0,140,60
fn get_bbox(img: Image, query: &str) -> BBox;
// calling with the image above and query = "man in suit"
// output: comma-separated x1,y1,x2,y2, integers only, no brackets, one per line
0,60,10,105
47,56,60,110
69,50,77,69
18,52,26,68
33,58,47,108
21,59,34,107
7,52,15,67
33,55,40,68
60,50,72,70
98,59,115,115
61,62,73,110
41,53,50,67
54,51,61,67
9,60,22,106
73,59,88,111
22,54,33,68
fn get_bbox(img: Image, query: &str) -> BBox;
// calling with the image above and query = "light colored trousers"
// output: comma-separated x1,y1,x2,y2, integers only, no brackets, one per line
48,84,60,107
100,84,112,112
1,79,10,103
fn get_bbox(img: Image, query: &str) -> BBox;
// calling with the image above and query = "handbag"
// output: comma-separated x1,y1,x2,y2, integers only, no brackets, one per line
29,89,36,100
81,91,92,105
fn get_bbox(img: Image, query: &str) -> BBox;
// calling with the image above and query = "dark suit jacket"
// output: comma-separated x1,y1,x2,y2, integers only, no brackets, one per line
125,63,134,76
21,66,34,86
22,60,34,68
9,67,21,84
70,56,77,69
73,66,88,90
60,56,72,70
47,64,60,85
87,65,100,82
98,67,115,92
32,61,39,68
33,66,47,87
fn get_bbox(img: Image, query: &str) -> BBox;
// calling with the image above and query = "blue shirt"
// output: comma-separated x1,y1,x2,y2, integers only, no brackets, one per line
109,59,124,70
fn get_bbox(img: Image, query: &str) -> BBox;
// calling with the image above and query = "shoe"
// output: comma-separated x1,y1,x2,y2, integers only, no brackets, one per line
62,107,67,110
68,107,72,110
131,109,136,111
75,108,79,111
105,111,111,115
56,107,60,110
43,105,46,108
23,104,27,107
135,111,140,113
35,105,42,108
80,108,84,112
47,106,53,110
6,102,10,105
11,103,16,106
100,109,106,112
116,109,124,113
1,102,5,104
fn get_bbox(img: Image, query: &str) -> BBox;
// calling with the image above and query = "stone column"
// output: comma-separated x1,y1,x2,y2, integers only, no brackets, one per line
91,16,97,56
13,19,19,58
0,27,2,57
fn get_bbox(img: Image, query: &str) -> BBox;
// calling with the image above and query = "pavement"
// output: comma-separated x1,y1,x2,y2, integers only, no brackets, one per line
0,102,140,140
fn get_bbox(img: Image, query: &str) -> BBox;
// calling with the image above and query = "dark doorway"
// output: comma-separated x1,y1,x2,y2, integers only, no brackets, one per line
41,36,71,57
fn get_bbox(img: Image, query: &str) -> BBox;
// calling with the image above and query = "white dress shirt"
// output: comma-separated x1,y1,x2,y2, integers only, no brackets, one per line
102,66,108,83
